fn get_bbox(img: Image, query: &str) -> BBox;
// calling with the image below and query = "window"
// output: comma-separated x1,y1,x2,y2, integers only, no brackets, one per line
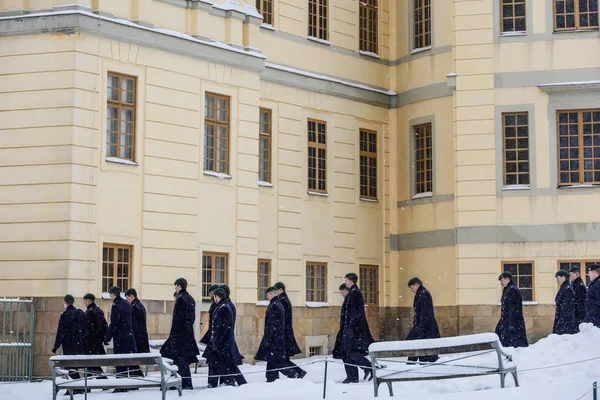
257,259,271,301
202,252,228,297
359,129,378,200
259,108,272,183
256,0,273,25
359,0,378,54
557,109,600,186
414,123,433,195
501,262,534,301
308,346,323,356
308,0,328,40
204,93,230,174
306,262,327,302
359,264,379,306
501,0,526,33
554,0,598,31
558,261,594,285
106,73,136,161
502,112,530,186
102,244,132,293
413,0,431,49
308,119,327,193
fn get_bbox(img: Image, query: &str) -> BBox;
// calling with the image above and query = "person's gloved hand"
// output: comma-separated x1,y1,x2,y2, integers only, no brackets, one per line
51,348,57,354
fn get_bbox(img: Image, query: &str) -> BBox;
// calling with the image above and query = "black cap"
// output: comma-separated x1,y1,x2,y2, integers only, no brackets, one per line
569,265,581,273
498,271,512,280
265,286,278,295
339,283,348,291
108,286,120,295
407,277,422,287
124,288,137,297
587,264,600,272
274,282,285,291
555,270,569,278
207,284,220,293
63,294,75,304
83,293,95,301
345,273,358,283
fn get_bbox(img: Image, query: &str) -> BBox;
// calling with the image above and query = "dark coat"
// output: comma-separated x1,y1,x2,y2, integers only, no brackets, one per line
225,298,244,365
279,292,302,357
83,303,108,355
104,296,137,354
495,281,529,348
54,305,85,355
160,290,199,363
406,286,441,341
341,285,374,356
202,298,236,362
199,300,216,345
572,277,587,325
553,281,578,335
584,276,600,327
131,298,150,353
332,294,349,359
255,296,287,362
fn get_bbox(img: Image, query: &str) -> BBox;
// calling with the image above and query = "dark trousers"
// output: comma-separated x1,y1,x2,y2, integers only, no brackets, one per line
408,355,439,364
83,366,107,379
226,361,247,386
342,351,372,382
174,356,193,389
207,362,219,387
266,360,299,382
283,357,305,376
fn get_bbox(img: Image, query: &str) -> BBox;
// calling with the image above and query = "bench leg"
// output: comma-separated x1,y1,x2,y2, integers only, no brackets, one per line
162,386,166,400
374,381,379,398
52,386,58,400
386,382,394,397
500,373,506,388
511,372,520,387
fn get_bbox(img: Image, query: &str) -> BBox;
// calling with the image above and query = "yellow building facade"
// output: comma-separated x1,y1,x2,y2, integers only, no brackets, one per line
1,0,600,374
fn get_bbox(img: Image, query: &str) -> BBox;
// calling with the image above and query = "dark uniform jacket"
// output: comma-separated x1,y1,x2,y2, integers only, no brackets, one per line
131,298,150,353
160,290,199,364
202,298,236,362
54,305,85,355
279,292,302,357
572,277,587,325
341,285,374,356
83,302,108,355
406,285,441,341
584,276,600,327
332,294,349,359
495,281,529,348
553,281,578,335
255,295,287,362
104,296,137,354
225,298,244,365
200,300,216,345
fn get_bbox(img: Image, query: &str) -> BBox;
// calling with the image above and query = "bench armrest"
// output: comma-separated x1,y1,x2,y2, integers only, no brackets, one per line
161,359,179,373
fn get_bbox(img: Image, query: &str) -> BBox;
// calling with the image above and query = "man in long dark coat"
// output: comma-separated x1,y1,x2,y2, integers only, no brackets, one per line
584,264,600,327
82,293,108,379
218,284,247,386
274,281,306,379
341,273,374,384
255,286,301,382
405,277,441,364
104,286,138,392
124,288,149,378
332,283,349,361
495,271,528,348
569,265,587,325
200,284,220,388
553,270,578,335
202,288,246,387
160,278,199,390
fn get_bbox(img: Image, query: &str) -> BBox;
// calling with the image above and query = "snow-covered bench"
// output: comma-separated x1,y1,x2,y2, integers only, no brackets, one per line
49,353,181,400
368,333,519,397
149,339,207,372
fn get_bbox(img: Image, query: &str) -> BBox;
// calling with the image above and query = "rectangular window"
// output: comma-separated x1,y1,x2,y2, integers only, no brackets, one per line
359,264,379,306
554,0,599,31
359,129,377,199
501,0,526,33
306,262,327,302
308,119,327,193
359,0,378,54
501,261,534,301
413,0,432,49
204,93,230,174
102,244,132,293
557,109,600,186
257,259,271,301
414,123,433,195
558,260,594,286
202,252,228,298
259,108,272,183
308,0,328,40
256,0,273,25
106,73,136,161
502,112,530,186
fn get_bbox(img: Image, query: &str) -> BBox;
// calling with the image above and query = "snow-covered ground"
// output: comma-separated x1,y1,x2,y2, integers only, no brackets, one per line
4,324,600,400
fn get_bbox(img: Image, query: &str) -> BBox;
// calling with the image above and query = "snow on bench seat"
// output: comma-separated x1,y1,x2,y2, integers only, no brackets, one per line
369,333,502,353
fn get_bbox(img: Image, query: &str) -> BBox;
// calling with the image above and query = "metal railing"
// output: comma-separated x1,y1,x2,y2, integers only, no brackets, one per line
1,298,35,382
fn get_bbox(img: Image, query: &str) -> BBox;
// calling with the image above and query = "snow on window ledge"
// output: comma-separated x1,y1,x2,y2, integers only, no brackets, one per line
503,184,530,191
256,300,270,307
496,301,539,306
307,36,332,46
306,302,330,308
559,184,600,189
203,171,233,179
308,191,329,197
258,181,274,187
500,31,527,37
359,50,380,59
412,191,433,200
260,23,276,31
360,198,379,203
106,157,138,166
410,45,432,55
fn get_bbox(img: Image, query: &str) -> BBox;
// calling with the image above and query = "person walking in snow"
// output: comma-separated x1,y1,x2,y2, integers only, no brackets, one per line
405,277,441,363
274,281,307,379
82,293,108,379
341,273,374,384
584,264,600,327
495,271,529,348
125,288,149,378
200,284,220,388
255,286,301,382
553,270,578,335
219,284,247,386
569,265,587,325
332,283,349,361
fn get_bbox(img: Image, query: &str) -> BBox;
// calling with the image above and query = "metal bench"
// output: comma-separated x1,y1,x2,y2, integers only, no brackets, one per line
368,333,519,397
49,353,182,400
